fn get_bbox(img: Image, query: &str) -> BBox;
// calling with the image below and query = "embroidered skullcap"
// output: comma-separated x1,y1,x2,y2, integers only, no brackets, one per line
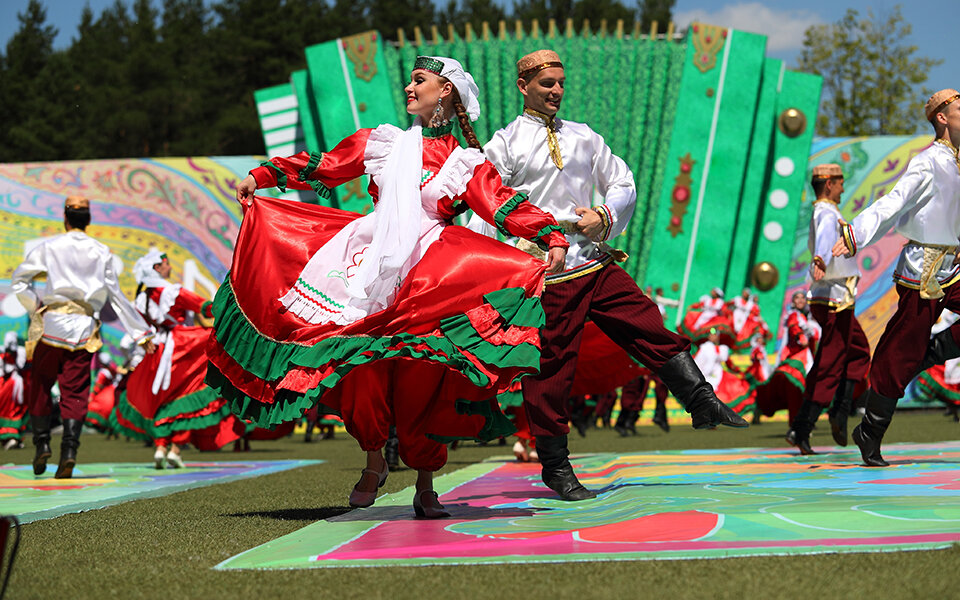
517,49,563,79
412,56,481,122
133,248,167,286
925,88,960,121
811,163,843,180
65,196,89,209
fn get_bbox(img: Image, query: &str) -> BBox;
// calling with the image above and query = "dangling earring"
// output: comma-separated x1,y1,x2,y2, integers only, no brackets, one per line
431,98,444,127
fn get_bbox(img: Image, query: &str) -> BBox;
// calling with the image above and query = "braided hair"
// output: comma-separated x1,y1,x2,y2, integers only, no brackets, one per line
442,84,482,153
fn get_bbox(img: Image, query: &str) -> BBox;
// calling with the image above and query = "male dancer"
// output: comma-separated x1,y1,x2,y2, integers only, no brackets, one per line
786,164,871,455
833,89,960,466
482,49,747,500
13,196,154,478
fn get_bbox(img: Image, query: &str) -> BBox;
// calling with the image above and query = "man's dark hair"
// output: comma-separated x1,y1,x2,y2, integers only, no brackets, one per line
65,207,91,230
811,179,827,197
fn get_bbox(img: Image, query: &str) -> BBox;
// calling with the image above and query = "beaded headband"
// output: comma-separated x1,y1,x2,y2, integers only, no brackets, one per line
518,61,564,79
413,56,444,75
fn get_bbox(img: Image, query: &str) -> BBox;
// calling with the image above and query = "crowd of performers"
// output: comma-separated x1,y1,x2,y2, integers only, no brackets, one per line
7,51,960,518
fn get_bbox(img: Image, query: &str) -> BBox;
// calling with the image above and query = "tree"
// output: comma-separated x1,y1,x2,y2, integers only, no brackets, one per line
638,0,674,35
570,0,634,27
439,0,506,33
797,5,942,136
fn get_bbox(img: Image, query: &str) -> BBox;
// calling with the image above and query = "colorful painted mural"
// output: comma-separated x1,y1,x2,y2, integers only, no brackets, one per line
0,157,266,351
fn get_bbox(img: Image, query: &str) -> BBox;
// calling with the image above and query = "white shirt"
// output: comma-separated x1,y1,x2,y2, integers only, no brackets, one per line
12,231,153,351
693,340,729,389
481,112,637,272
808,200,860,305
849,141,960,248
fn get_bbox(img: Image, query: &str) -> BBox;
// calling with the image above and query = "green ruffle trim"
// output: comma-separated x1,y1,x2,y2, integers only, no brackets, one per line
259,160,288,192
497,386,524,409
201,300,213,319
153,387,220,424
0,417,24,429
114,388,231,439
533,224,563,251
113,395,153,442
493,192,529,237
422,123,454,138
297,151,322,181
777,358,807,391
207,279,542,433
426,398,516,443
85,412,108,427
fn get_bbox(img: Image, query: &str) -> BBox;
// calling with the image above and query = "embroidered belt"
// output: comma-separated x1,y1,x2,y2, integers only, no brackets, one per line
26,300,100,360
908,240,959,300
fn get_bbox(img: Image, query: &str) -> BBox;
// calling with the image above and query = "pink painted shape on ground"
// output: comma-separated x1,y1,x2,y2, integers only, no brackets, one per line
861,470,960,490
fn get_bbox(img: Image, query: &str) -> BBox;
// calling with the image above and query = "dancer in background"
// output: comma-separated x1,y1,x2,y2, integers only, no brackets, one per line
214,56,568,517
786,163,871,455
115,249,242,468
834,89,960,466
0,332,27,449
13,195,155,478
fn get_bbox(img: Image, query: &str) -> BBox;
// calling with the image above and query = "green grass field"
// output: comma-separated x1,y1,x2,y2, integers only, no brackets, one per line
8,410,959,600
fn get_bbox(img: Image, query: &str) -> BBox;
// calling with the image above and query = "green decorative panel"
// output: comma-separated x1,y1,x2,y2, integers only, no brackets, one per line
291,70,322,153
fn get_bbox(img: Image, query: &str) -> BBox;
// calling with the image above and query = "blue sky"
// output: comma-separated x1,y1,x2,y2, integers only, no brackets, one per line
1,1,955,98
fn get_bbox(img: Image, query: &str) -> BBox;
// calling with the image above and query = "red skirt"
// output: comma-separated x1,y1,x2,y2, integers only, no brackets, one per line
114,325,242,449
569,321,645,396
0,374,27,441
86,383,117,432
915,365,960,407
679,310,735,345
206,196,548,448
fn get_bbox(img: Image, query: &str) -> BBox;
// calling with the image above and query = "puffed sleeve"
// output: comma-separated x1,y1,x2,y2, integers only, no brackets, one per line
174,287,214,319
459,161,568,250
810,206,839,275
841,156,933,255
104,254,154,345
12,242,48,314
590,131,637,241
249,129,374,198
483,129,515,187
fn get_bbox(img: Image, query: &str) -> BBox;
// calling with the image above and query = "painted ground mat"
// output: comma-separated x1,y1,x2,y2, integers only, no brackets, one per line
2,460,321,523
217,443,960,569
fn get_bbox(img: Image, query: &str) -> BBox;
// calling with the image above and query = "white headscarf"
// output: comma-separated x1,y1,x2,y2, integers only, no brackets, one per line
133,248,168,288
417,56,481,122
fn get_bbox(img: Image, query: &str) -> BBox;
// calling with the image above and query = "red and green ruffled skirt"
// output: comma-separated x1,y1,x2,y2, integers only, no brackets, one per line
205,196,548,470
113,325,244,450
0,374,27,442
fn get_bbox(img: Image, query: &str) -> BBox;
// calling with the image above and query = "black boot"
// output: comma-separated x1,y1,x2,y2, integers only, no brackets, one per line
384,426,400,471
852,390,898,467
652,401,670,433
535,434,596,501
31,414,52,476
786,400,822,455
625,410,640,435
656,352,749,429
613,410,631,437
828,380,857,447
55,419,83,479
918,327,960,373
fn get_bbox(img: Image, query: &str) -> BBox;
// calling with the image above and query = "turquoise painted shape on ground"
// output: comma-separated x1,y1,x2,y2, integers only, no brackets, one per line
0,460,322,523
216,443,960,569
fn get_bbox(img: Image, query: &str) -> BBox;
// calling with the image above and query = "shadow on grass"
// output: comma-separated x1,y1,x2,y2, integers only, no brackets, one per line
225,507,352,521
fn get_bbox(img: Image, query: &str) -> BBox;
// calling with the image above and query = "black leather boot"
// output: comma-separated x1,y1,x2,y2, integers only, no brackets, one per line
625,410,640,435
918,327,960,373
828,379,857,447
786,400,822,455
55,418,83,479
613,410,631,437
656,352,749,429
852,390,898,467
31,414,52,476
652,401,670,433
535,434,596,501
384,426,400,471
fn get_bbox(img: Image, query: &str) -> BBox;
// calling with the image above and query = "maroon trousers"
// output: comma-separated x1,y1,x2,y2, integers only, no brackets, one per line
872,283,960,399
28,342,93,421
620,374,668,411
802,304,871,407
523,264,689,437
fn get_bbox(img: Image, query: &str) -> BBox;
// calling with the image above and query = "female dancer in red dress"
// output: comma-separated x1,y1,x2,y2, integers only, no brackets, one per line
211,56,567,518
114,250,243,467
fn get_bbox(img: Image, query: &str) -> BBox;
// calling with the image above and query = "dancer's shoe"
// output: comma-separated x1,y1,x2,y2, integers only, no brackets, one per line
535,434,596,501
657,353,748,428
154,447,166,470
512,440,529,462
348,461,388,508
55,419,83,479
784,429,816,455
413,489,450,518
166,452,185,469
853,389,898,467
32,415,52,476
652,404,670,433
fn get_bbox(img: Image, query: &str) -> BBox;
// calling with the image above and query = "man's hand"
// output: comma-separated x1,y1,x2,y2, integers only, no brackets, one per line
811,256,826,281
236,174,258,206
546,247,567,274
574,207,604,240
143,340,157,354
832,218,852,257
